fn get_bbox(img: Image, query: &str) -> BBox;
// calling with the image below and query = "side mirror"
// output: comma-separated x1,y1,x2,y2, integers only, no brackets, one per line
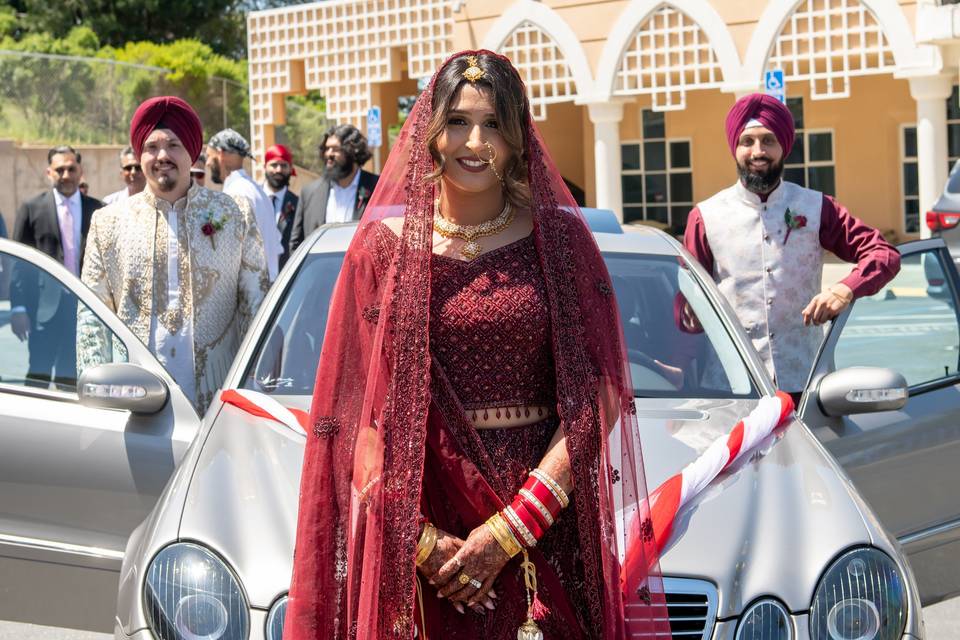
78,363,169,414
817,367,908,417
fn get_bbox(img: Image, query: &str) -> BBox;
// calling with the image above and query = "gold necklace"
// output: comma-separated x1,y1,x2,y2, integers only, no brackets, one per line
432,198,514,260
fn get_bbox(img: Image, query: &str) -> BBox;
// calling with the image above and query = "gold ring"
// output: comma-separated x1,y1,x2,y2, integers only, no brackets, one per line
458,572,472,585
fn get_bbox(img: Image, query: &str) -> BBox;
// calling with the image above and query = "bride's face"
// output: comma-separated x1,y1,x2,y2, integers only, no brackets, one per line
435,84,512,195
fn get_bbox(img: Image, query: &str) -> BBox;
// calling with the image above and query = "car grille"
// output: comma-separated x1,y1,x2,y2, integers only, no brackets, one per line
665,577,718,640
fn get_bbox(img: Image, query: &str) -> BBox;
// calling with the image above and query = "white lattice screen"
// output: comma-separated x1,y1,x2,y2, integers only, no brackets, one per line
613,5,723,111
498,21,578,120
247,0,453,170
766,0,896,100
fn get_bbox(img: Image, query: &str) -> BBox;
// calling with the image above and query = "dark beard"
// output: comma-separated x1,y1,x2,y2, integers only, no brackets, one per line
324,159,354,181
737,157,784,194
209,159,223,185
266,172,290,190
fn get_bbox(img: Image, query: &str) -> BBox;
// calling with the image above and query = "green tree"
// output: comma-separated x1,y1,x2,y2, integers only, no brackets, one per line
277,92,329,174
7,0,246,57
0,27,249,144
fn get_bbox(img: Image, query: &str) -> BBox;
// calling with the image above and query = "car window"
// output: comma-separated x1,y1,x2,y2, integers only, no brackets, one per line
833,250,960,388
1,252,128,393
605,254,756,398
947,162,960,194
243,253,344,395
244,251,757,399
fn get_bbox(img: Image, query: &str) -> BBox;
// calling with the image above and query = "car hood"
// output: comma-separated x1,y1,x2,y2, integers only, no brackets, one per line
179,396,875,616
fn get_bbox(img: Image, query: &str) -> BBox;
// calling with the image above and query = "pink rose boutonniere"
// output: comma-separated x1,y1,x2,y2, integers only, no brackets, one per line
200,211,229,249
783,208,807,245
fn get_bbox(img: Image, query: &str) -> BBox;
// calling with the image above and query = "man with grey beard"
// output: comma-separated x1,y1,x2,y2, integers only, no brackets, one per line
79,96,269,413
288,123,379,252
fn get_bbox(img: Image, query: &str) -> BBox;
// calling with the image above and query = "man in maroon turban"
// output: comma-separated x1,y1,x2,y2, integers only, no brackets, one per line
78,96,270,413
682,93,900,397
260,143,299,269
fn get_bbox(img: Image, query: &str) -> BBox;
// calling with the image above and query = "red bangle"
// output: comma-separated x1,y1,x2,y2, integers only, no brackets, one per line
510,496,546,539
523,476,563,517
515,493,551,530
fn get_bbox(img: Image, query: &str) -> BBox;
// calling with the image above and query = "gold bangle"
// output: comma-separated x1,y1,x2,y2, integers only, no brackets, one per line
415,523,438,566
519,488,555,526
503,506,537,548
485,513,522,558
530,468,570,508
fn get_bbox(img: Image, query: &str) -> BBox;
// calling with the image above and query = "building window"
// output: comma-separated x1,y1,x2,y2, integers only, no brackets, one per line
783,97,836,196
901,125,919,233
948,85,960,169
621,109,694,234
901,85,960,234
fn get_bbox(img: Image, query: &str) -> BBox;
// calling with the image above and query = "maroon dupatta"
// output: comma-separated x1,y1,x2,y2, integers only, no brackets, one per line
284,50,670,640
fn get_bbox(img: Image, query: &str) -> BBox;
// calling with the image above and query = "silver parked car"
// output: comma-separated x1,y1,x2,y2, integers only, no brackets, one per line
1,211,958,639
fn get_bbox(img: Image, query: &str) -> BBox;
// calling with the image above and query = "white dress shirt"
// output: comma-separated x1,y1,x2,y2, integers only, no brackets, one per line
103,188,130,205
325,169,361,224
223,168,281,280
52,188,82,276
262,184,288,225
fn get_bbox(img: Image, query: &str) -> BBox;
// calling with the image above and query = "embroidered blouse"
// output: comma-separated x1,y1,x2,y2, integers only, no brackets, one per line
429,234,557,413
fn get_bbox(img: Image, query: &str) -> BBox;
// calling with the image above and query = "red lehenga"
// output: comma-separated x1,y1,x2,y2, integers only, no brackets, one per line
284,50,671,640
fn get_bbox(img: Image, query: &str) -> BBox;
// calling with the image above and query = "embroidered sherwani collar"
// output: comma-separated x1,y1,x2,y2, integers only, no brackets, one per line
141,181,202,212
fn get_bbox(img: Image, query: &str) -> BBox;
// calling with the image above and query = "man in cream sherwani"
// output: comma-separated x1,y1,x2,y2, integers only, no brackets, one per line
78,96,270,414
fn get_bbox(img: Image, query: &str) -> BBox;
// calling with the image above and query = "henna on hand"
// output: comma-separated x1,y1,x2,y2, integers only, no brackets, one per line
434,524,510,606
417,527,497,613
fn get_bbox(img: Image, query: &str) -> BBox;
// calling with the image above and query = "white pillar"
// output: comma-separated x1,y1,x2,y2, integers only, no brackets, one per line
910,74,953,239
587,102,625,221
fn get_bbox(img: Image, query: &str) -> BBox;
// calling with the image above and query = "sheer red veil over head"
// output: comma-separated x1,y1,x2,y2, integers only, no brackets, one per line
284,50,670,639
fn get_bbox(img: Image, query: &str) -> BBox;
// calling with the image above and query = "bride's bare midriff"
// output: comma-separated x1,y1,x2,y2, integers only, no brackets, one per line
470,405,554,429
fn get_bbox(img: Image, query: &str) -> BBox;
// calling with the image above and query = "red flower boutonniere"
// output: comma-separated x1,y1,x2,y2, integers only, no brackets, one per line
783,208,807,245
200,210,229,249
283,201,296,216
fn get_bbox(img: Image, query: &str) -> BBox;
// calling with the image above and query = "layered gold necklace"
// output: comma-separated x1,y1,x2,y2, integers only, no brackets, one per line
432,198,514,260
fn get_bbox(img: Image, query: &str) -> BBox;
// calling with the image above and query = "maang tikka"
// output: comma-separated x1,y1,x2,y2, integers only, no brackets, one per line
462,55,485,83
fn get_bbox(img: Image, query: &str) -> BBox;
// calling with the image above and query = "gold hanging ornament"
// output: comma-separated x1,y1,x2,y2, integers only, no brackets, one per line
517,550,544,640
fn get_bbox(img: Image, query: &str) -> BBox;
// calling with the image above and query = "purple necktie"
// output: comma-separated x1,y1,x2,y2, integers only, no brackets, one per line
60,201,77,275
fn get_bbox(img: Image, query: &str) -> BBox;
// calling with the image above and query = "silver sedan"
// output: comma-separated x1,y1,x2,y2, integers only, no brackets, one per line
1,211,957,639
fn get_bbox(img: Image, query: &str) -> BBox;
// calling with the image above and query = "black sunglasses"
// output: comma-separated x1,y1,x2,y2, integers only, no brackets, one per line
122,164,142,172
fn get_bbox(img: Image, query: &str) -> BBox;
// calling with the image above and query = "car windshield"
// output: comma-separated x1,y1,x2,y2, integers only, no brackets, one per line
243,250,757,399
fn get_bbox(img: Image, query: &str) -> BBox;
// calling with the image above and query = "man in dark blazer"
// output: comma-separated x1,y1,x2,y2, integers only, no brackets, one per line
261,144,301,270
289,124,379,253
10,145,103,387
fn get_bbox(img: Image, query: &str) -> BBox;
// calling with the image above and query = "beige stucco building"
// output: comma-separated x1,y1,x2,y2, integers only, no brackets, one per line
247,0,960,241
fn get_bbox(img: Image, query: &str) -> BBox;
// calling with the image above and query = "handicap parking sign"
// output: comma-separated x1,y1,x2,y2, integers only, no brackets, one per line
366,106,382,148
764,70,785,104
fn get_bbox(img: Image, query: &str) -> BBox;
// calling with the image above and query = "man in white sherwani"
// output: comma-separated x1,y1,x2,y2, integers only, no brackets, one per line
684,93,900,398
79,96,270,414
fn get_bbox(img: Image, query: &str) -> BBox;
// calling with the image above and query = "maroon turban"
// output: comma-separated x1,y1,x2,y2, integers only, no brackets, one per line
264,143,296,175
130,96,203,163
725,93,795,157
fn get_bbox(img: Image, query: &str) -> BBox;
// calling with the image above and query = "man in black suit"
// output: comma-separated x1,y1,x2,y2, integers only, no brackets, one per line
288,124,379,253
261,144,300,270
10,145,103,387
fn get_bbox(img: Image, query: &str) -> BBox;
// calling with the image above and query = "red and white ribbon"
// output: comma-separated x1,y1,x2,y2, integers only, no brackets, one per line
220,389,310,436
622,391,794,593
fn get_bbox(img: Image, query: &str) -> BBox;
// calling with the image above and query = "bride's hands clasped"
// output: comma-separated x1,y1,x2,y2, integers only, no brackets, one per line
428,524,507,614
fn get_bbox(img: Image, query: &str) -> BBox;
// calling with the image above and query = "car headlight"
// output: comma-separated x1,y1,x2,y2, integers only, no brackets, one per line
810,547,907,640
265,595,287,640
736,599,792,639
144,542,249,640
